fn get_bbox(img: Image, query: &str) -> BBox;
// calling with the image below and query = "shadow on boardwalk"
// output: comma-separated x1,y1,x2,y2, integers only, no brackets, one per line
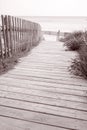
0,40,87,130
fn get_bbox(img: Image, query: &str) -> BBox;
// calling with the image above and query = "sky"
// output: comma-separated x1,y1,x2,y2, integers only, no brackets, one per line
0,0,87,16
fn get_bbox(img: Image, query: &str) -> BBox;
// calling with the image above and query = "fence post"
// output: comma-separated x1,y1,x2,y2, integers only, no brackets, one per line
5,15,11,57
8,16,13,55
0,25,3,60
1,15,8,58
19,18,22,51
12,16,16,53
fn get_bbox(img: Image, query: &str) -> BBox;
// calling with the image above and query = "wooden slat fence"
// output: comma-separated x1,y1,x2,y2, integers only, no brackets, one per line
0,15,41,60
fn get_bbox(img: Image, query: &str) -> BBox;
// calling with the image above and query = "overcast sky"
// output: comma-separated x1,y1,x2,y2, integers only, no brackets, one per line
0,0,87,16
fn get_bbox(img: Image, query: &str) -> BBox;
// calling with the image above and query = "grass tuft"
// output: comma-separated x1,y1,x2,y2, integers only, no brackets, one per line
69,44,87,79
64,31,86,51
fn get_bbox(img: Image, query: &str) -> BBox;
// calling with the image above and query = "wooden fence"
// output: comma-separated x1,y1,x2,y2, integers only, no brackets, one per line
0,15,41,60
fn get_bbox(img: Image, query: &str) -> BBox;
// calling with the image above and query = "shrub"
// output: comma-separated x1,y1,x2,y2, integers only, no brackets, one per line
64,31,86,51
69,44,87,79
0,56,18,74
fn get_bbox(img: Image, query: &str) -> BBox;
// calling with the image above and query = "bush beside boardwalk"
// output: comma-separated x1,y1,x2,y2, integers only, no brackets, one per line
70,44,87,79
62,31,87,79
63,31,86,51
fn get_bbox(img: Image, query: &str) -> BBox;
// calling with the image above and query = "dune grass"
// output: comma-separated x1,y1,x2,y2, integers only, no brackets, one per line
63,31,86,51
65,31,87,79
69,44,87,79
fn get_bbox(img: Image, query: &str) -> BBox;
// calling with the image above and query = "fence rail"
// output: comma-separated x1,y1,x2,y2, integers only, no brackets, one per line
0,15,41,60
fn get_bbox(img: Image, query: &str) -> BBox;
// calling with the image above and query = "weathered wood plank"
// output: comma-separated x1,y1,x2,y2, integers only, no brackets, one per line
2,73,87,87
0,116,68,130
0,97,87,121
0,105,87,130
6,67,84,81
0,90,87,112
6,69,87,86
0,83,87,103
0,80,86,97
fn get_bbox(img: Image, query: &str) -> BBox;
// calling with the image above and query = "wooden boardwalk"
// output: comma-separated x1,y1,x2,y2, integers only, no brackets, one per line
0,40,87,130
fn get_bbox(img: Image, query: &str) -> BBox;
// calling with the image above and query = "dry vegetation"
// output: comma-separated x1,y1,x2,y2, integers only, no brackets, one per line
70,44,87,79
0,44,31,74
0,56,18,74
63,31,87,79
63,31,86,51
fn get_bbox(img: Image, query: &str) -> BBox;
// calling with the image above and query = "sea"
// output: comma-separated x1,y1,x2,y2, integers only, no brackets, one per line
21,16,87,32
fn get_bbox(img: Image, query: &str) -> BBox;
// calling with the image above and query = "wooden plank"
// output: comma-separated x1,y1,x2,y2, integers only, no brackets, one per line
13,66,70,72
0,90,87,112
17,62,69,70
2,72,87,87
6,66,82,79
0,97,87,121
6,68,87,86
0,105,87,130
0,116,67,130
0,77,87,91
0,116,23,130
0,80,86,97
0,83,87,103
